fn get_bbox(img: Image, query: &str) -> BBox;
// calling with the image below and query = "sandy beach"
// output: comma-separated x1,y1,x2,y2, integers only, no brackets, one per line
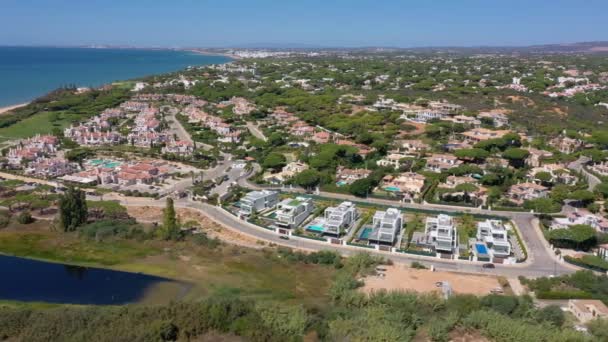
0,103,29,115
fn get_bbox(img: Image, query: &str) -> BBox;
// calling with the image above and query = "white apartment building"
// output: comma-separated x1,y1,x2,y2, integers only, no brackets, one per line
425,214,458,253
476,219,511,257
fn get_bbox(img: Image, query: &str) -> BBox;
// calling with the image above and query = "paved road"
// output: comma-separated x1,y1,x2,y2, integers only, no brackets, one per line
246,121,267,141
568,156,601,191
101,190,574,278
166,112,194,144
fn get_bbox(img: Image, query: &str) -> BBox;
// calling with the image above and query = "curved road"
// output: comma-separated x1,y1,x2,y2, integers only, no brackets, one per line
103,192,575,278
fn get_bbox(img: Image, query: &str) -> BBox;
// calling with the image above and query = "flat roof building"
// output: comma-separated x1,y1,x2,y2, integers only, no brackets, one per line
275,197,314,229
425,214,458,253
368,208,403,245
239,190,279,216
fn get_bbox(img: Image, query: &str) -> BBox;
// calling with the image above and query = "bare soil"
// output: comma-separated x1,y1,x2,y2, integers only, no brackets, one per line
362,264,502,296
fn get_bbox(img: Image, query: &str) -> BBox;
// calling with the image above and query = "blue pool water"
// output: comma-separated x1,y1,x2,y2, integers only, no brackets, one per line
359,227,372,239
307,225,324,232
475,243,488,255
384,186,400,192
336,181,347,187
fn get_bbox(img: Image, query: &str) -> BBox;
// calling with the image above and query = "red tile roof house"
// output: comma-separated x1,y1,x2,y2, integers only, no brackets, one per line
396,139,430,155
335,166,372,185
290,121,315,136
335,139,375,158
312,131,331,144
119,101,149,112
218,130,242,144
7,147,42,167
162,140,194,156
25,157,75,179
506,182,549,205
127,132,168,148
425,154,463,173
525,148,553,167
460,128,511,144
381,172,426,200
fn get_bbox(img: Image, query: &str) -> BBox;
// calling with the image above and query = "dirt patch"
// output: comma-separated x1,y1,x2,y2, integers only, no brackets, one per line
546,106,568,117
362,264,502,296
505,95,535,107
400,121,426,136
126,206,263,249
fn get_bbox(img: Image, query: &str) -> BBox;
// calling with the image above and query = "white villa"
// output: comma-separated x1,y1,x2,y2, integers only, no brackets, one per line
477,220,511,258
239,190,279,217
551,209,608,233
308,201,358,236
368,208,403,245
275,197,314,229
425,214,458,253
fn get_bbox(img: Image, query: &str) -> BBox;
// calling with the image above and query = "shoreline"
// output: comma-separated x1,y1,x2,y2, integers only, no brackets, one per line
0,103,29,115
188,49,240,60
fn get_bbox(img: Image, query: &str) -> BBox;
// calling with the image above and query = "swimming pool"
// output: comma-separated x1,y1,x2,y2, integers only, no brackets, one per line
359,227,372,240
336,180,347,187
307,225,324,233
89,159,121,169
384,186,401,192
475,243,488,255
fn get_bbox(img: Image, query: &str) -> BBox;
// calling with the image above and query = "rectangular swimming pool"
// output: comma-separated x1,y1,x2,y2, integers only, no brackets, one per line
475,243,488,255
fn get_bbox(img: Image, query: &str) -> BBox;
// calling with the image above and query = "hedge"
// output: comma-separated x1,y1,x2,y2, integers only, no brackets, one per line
396,249,436,257
564,255,608,272
536,290,594,300
346,242,375,249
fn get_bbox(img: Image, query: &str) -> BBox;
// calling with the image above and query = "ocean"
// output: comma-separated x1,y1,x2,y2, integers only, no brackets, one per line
0,47,230,107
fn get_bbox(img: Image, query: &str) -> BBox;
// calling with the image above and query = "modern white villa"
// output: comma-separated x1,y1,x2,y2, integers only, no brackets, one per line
368,208,403,245
239,190,279,217
307,201,358,236
476,219,511,258
425,214,458,253
274,197,314,228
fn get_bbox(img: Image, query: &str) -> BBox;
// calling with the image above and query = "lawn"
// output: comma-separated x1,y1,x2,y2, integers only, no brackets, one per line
0,111,75,142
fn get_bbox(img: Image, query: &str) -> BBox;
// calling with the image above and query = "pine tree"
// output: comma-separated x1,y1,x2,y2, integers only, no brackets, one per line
157,197,180,240
58,186,88,232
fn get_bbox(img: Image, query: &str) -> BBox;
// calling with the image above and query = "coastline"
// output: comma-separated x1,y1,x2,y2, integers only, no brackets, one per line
188,49,240,60
0,103,29,115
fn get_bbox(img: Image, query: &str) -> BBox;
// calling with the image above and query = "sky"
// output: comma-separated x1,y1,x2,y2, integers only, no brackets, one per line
0,0,607,48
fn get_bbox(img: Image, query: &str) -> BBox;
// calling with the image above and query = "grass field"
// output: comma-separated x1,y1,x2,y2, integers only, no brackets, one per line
0,111,75,142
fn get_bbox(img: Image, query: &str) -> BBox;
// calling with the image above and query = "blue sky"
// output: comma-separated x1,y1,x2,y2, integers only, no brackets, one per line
0,0,606,47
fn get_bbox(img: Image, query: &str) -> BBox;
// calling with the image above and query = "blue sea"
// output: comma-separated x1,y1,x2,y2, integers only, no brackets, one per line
0,47,230,107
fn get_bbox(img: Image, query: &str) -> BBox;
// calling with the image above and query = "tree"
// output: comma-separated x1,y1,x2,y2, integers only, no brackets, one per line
502,148,530,168
523,198,561,213
262,152,286,172
547,224,597,250
58,186,88,232
535,305,565,327
156,197,181,241
17,211,34,224
534,171,553,185
349,178,374,197
570,190,595,206
454,148,489,163
294,169,320,189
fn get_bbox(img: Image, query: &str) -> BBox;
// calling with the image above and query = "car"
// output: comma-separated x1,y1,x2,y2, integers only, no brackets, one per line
279,236,290,240
482,263,495,269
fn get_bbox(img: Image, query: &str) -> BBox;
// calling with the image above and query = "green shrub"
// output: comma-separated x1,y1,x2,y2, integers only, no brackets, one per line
16,211,34,225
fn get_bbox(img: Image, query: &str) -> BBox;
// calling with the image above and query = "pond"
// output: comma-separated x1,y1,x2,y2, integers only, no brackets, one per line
0,255,183,305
